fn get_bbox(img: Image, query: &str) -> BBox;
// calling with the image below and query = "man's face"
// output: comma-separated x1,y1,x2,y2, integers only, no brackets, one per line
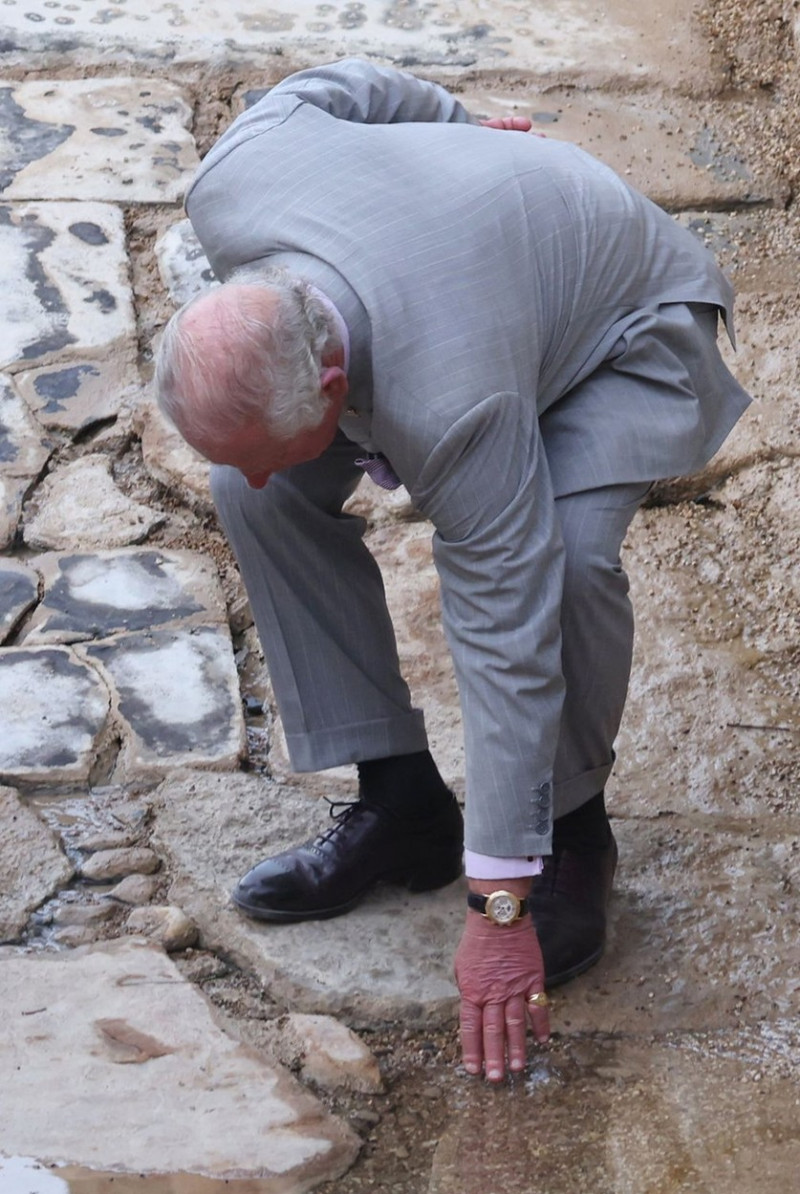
196,414,339,489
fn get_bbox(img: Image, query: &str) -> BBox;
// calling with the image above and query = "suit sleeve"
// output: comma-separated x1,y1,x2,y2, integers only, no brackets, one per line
267,58,478,126
408,392,565,859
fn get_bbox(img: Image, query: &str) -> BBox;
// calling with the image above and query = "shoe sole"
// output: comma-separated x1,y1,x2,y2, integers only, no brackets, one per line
544,941,606,989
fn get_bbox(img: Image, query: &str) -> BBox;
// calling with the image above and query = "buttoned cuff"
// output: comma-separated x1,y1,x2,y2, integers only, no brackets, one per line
464,850,543,880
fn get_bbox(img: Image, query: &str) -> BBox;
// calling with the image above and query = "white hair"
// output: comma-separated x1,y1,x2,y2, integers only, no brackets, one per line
155,265,341,443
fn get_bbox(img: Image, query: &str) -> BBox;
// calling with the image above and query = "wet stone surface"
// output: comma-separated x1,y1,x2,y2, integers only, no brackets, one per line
23,548,223,645
0,201,135,375
0,646,110,786
84,626,246,778
0,557,39,642
0,78,198,203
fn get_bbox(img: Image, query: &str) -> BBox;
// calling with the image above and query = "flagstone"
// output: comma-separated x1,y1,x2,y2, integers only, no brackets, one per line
0,0,727,91
156,216,218,307
0,375,52,547
22,548,226,645
0,558,39,643
82,626,246,780
0,784,73,943
151,773,800,1031
0,938,360,1185
0,646,111,786
0,78,198,203
0,201,135,374
138,396,213,511
23,455,165,551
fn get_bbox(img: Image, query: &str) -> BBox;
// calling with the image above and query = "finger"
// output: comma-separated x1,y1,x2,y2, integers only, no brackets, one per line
482,1002,508,1083
505,994,528,1074
526,998,551,1045
459,997,484,1076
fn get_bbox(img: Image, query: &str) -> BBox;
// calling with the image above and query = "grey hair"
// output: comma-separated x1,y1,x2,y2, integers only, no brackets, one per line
155,265,341,442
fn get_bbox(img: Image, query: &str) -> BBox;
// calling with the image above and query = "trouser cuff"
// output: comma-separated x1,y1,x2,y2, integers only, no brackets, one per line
284,710,428,772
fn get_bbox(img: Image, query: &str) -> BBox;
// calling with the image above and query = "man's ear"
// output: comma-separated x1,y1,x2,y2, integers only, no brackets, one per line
320,365,349,405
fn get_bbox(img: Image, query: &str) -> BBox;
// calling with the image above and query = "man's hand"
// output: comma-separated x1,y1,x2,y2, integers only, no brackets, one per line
479,115,533,132
455,903,550,1082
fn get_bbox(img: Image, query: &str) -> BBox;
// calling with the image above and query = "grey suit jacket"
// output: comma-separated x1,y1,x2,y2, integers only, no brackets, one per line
186,60,751,855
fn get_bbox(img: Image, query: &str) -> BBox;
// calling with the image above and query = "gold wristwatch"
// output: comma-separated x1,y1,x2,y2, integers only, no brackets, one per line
467,890,531,926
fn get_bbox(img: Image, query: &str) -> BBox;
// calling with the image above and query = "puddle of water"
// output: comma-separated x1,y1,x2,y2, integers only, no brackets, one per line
0,1159,294,1194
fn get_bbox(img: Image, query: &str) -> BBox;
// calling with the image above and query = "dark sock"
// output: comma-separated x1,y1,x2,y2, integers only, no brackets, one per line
358,750,451,818
553,791,612,852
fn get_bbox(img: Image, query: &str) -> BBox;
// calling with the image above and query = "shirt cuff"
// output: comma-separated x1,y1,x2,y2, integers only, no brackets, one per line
464,850,544,880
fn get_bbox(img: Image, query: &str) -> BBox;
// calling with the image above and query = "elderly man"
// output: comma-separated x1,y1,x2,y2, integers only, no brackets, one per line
156,59,750,1082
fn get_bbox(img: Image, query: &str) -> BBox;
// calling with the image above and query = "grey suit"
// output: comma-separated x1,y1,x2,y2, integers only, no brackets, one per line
187,60,750,858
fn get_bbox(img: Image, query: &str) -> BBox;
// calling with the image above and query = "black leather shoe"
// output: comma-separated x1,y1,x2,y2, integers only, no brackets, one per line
530,831,618,987
232,792,464,922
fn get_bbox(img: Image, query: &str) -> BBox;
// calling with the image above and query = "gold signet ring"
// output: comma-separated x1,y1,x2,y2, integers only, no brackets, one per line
526,992,550,1008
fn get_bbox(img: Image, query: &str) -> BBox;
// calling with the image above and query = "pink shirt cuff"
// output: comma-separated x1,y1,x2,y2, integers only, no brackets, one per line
464,850,543,880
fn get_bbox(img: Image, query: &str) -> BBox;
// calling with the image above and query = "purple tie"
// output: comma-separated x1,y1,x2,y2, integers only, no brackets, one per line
355,453,402,490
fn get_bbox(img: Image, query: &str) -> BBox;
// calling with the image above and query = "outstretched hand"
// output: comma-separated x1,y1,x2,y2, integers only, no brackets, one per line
455,911,550,1082
479,115,533,132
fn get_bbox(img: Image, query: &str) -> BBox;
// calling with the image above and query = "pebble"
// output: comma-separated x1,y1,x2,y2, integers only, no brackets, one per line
75,829,141,852
52,902,116,926
125,904,199,952
52,924,100,948
266,1013,384,1094
103,874,160,905
79,847,160,882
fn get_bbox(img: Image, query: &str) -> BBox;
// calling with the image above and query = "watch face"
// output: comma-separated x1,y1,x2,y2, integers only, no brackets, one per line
486,892,520,925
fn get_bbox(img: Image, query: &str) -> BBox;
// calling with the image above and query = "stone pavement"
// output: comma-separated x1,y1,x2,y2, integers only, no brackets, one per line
1,1,799,1190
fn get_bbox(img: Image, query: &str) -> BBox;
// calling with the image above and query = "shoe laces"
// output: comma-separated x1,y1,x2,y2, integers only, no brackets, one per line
314,798,360,845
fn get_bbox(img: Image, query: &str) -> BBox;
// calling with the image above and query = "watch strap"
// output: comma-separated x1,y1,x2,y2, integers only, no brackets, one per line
467,891,532,919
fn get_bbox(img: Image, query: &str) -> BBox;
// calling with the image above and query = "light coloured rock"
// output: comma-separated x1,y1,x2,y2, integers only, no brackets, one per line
24,455,164,551
267,1014,384,1094
83,626,246,780
429,1027,800,1194
79,847,160,883
104,874,160,906
51,924,102,948
0,938,360,1184
0,647,111,786
138,395,213,511
0,557,39,643
0,201,135,374
463,88,786,209
52,901,116,927
0,785,73,942
126,904,198,952
74,829,141,852
0,0,726,92
23,547,227,645
156,217,218,307
152,770,466,1022
1,78,198,203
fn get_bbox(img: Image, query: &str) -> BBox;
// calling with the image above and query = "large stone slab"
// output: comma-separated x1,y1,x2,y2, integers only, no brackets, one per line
0,0,726,90
23,548,226,645
0,938,360,1185
0,79,198,203
0,785,73,942
0,201,135,375
137,395,213,511
152,773,800,1031
614,466,799,822
0,559,39,643
459,87,786,209
156,217,218,307
23,455,165,551
0,646,111,786
83,626,246,780
151,771,466,1022
429,1027,800,1193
